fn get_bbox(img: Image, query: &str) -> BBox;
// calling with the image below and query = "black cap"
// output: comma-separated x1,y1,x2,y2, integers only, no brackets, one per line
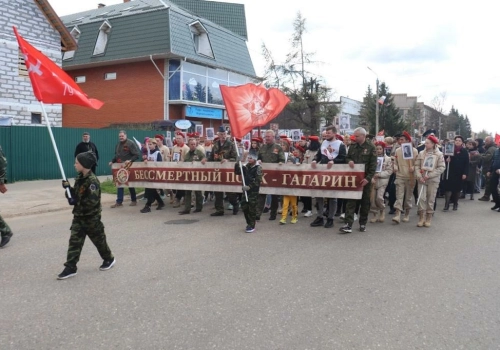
218,126,226,133
422,129,436,137
393,133,402,138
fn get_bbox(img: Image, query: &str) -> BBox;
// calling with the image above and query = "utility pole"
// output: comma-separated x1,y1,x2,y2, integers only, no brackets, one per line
368,67,379,134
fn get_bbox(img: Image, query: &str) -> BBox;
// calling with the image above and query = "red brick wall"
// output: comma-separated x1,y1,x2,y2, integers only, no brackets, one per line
63,60,166,128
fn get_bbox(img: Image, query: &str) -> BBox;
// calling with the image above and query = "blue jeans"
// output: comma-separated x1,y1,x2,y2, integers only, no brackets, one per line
117,187,136,203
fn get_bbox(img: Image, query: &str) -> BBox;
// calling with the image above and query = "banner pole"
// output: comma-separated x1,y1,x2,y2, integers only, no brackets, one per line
40,102,71,198
416,171,428,206
233,137,248,201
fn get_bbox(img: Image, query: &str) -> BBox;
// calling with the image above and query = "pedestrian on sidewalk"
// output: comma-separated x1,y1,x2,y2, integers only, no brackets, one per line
109,130,140,208
0,145,13,248
58,151,115,280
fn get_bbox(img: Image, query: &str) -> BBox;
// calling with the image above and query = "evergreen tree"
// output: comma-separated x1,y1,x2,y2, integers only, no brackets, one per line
359,82,408,136
194,83,206,103
261,12,337,134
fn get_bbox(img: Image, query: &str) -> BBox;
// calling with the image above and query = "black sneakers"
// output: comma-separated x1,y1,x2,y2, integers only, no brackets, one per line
140,206,151,213
57,267,77,280
0,232,13,248
310,217,324,227
339,224,352,234
245,226,255,233
324,219,334,228
100,258,116,271
359,225,367,232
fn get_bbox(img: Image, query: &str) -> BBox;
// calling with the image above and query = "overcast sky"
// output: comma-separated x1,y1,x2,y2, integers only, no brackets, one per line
50,0,500,134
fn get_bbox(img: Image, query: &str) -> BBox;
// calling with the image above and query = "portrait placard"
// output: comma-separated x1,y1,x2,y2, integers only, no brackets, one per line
206,128,214,140
444,143,454,156
401,143,414,160
376,157,384,173
422,155,436,171
291,129,301,141
195,124,203,136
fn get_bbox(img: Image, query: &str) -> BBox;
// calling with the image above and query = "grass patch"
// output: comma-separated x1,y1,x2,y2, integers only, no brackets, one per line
100,177,144,195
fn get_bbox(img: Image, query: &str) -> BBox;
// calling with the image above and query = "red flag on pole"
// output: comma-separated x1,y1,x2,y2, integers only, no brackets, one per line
220,83,290,138
13,26,103,109
495,133,500,145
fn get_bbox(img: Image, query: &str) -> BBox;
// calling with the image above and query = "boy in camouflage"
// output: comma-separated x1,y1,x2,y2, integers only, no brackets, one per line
58,151,115,280
234,150,263,233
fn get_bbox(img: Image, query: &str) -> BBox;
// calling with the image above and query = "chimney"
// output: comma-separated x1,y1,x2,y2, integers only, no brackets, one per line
98,3,106,8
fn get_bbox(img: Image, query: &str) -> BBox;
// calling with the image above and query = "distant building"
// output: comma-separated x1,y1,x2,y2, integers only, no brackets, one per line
0,0,76,126
61,0,259,130
392,93,446,139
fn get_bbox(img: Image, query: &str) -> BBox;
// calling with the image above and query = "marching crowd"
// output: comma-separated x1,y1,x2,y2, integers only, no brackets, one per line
1,126,498,280
106,125,500,235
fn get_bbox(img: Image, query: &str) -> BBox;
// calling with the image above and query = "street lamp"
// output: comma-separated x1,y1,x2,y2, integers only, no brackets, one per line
367,67,379,135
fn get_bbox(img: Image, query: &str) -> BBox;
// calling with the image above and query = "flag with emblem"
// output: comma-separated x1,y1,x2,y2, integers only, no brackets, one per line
13,26,103,109
220,83,290,138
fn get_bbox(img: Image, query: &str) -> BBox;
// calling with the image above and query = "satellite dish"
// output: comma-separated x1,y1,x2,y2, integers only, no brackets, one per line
174,120,192,130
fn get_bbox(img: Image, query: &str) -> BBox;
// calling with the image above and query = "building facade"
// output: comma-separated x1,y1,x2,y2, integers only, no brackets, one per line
0,0,76,127
61,0,259,132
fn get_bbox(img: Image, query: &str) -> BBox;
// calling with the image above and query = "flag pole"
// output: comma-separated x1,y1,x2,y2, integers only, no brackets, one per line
40,102,71,198
233,137,248,201
416,171,428,206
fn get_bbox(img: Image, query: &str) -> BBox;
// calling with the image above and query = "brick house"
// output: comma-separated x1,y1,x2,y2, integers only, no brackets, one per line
61,0,259,132
0,0,76,126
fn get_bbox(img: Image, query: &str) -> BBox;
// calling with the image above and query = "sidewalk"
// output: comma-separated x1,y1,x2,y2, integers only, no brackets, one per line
0,176,138,219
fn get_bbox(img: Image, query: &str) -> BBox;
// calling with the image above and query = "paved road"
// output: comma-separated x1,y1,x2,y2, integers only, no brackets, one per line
1,196,499,349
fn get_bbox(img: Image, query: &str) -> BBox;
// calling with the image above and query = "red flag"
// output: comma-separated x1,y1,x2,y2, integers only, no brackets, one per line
13,27,103,109
495,133,500,145
220,83,290,138
377,129,385,136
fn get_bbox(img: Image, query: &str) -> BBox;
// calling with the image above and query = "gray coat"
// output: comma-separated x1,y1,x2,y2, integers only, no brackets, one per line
481,144,497,174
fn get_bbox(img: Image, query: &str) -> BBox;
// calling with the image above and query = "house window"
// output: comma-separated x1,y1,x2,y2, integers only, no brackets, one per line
75,76,86,83
93,20,112,56
189,21,214,58
63,27,81,60
18,50,28,77
31,113,42,124
104,72,116,80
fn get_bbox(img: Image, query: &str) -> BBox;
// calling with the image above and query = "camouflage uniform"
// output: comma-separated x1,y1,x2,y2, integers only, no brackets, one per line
256,143,285,218
344,141,377,226
64,172,113,270
235,162,263,228
0,146,12,241
183,149,206,212
208,140,238,214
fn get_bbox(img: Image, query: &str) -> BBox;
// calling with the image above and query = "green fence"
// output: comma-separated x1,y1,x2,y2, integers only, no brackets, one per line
0,126,157,182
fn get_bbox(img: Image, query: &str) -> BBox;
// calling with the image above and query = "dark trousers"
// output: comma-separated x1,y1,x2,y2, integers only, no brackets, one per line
345,185,371,225
65,216,113,270
0,214,12,238
301,197,312,211
175,190,185,200
185,191,203,211
490,173,500,205
483,172,492,198
214,192,237,213
257,194,279,217
145,188,163,207
241,192,259,227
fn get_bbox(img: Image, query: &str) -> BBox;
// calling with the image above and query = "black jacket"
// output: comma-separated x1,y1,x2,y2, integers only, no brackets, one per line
313,142,346,164
75,142,99,161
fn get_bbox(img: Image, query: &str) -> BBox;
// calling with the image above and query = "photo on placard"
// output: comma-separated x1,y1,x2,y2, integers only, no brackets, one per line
291,129,301,141
195,124,203,136
206,128,214,140
422,154,436,171
444,142,454,156
172,152,180,162
339,115,350,132
376,157,384,172
401,142,413,160
447,131,455,140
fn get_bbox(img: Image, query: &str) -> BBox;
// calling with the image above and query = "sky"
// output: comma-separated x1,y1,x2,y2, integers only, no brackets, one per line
50,0,500,134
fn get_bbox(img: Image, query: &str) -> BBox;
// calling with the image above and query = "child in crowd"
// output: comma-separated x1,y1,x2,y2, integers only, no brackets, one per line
58,151,115,280
234,150,262,233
